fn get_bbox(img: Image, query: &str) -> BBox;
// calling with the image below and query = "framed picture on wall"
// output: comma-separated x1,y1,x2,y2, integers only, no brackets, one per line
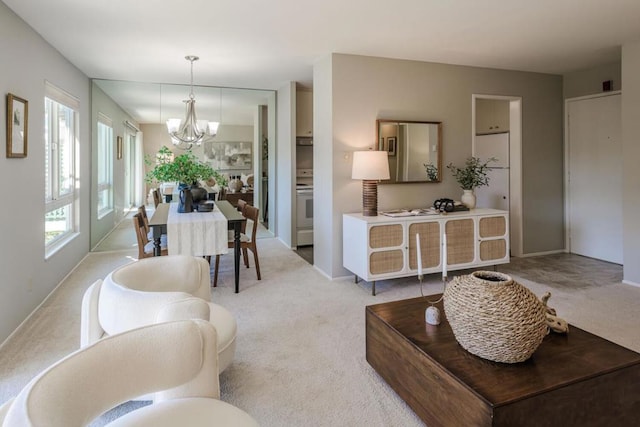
204,141,252,170
6,93,28,158
387,137,397,156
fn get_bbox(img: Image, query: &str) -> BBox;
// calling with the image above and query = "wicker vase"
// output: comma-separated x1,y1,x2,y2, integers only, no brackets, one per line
443,271,547,363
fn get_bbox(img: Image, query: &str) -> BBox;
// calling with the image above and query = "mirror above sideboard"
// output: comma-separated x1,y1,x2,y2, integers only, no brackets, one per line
376,119,442,184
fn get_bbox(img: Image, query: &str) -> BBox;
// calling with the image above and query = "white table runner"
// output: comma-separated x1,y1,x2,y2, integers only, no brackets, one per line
167,203,229,256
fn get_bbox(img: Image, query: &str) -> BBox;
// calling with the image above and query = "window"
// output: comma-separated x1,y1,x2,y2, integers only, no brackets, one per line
45,82,79,255
97,113,113,218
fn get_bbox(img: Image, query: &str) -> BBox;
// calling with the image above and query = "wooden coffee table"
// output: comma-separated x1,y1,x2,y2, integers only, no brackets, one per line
366,296,640,426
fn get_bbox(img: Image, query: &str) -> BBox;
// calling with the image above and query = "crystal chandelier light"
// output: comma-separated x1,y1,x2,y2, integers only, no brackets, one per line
166,55,219,150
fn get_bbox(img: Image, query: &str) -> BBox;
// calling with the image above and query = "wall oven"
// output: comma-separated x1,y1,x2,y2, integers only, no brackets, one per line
296,185,313,246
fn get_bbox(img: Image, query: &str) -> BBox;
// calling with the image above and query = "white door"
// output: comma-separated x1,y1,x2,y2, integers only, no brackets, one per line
567,93,622,264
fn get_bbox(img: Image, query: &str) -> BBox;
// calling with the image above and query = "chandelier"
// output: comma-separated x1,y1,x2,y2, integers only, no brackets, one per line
166,55,219,150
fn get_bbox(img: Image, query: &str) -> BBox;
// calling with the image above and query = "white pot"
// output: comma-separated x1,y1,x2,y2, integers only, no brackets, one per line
461,189,476,209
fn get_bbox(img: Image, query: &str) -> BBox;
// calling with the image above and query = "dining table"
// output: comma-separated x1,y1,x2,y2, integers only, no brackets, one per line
148,200,246,293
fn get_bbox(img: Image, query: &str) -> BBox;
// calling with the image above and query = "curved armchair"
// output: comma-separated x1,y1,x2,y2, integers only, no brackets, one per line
81,255,236,373
0,320,257,427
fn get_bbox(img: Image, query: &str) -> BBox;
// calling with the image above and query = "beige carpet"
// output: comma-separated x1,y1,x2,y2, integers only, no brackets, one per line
1,236,639,426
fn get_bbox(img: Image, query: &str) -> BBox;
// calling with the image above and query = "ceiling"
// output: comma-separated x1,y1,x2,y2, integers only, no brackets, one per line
5,0,640,121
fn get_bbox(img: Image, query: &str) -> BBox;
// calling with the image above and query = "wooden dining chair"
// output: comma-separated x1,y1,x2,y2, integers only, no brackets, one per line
138,205,167,245
137,205,151,235
213,204,261,286
236,198,249,233
152,188,162,208
236,198,247,214
133,213,167,258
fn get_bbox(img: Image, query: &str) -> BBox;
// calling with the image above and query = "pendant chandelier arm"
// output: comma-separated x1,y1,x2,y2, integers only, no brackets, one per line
168,55,207,148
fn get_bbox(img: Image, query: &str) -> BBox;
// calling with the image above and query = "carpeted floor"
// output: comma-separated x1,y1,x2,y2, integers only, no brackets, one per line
1,226,639,426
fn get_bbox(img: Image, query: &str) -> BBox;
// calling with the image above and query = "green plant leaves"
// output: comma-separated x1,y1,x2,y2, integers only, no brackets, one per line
446,157,496,190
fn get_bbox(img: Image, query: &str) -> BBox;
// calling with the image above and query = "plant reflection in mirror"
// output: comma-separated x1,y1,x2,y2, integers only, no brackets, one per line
424,163,439,181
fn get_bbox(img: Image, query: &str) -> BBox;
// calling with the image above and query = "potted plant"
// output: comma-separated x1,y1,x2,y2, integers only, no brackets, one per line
146,146,223,186
446,156,495,208
146,146,227,211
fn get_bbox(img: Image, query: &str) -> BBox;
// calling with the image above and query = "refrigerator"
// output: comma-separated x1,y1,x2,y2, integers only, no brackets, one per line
474,132,509,211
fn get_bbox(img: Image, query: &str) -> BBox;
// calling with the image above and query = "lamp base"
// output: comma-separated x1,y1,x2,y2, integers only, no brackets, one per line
362,180,378,216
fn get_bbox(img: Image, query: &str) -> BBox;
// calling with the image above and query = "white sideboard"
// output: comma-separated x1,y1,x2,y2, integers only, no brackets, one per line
343,209,509,295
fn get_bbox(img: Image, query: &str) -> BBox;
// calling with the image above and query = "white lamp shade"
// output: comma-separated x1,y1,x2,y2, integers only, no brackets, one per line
166,118,181,133
207,121,219,135
352,151,390,180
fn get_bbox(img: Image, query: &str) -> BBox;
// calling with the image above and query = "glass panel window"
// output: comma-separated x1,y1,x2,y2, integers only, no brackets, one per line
44,83,79,255
45,205,72,245
97,119,113,217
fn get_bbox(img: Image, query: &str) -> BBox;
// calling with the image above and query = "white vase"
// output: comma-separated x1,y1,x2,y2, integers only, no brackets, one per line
461,190,476,209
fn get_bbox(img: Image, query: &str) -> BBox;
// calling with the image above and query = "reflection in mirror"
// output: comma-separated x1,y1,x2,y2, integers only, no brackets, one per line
376,120,442,183
91,79,276,237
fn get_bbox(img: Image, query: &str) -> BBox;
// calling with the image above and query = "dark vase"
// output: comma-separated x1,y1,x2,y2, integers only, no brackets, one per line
178,186,193,213
190,184,208,204
177,182,208,213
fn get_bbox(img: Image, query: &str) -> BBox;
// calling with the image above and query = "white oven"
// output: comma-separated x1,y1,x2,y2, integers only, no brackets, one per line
296,187,313,227
296,184,313,246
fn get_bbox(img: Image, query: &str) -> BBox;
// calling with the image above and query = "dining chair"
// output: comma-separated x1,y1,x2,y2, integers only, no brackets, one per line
138,205,151,235
152,188,162,207
213,204,261,286
236,198,247,214
138,205,168,242
206,198,247,264
133,213,167,258
204,200,247,266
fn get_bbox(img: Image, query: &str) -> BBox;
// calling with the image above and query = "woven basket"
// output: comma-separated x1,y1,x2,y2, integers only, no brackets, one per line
443,271,547,363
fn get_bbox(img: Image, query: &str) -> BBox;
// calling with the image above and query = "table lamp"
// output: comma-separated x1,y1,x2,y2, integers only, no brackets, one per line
352,150,390,216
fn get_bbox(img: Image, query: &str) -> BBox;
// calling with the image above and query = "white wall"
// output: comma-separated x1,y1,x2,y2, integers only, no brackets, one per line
563,61,621,99
313,56,333,274
276,82,296,248
315,53,564,278
621,41,640,285
0,3,91,344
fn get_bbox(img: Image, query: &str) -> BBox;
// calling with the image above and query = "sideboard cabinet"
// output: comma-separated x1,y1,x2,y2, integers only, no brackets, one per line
343,209,509,295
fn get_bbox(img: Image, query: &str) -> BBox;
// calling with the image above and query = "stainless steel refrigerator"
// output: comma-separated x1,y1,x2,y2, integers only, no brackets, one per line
474,132,509,211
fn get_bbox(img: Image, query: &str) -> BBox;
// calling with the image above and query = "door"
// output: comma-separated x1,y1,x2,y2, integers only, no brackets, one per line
475,132,510,211
567,93,622,264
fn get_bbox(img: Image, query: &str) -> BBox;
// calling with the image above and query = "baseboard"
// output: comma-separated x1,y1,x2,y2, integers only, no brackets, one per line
517,249,566,258
622,279,640,288
0,252,91,351
277,237,294,250
312,265,331,280
330,272,355,281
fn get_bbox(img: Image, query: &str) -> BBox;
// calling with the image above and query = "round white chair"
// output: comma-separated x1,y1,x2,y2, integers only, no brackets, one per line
0,320,257,427
81,255,236,373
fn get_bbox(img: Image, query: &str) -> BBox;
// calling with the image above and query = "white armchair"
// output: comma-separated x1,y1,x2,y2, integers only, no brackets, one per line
81,255,237,373
0,320,257,427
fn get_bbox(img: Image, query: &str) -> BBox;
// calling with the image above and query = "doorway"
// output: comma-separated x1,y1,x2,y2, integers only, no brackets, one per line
472,94,523,257
565,92,622,264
